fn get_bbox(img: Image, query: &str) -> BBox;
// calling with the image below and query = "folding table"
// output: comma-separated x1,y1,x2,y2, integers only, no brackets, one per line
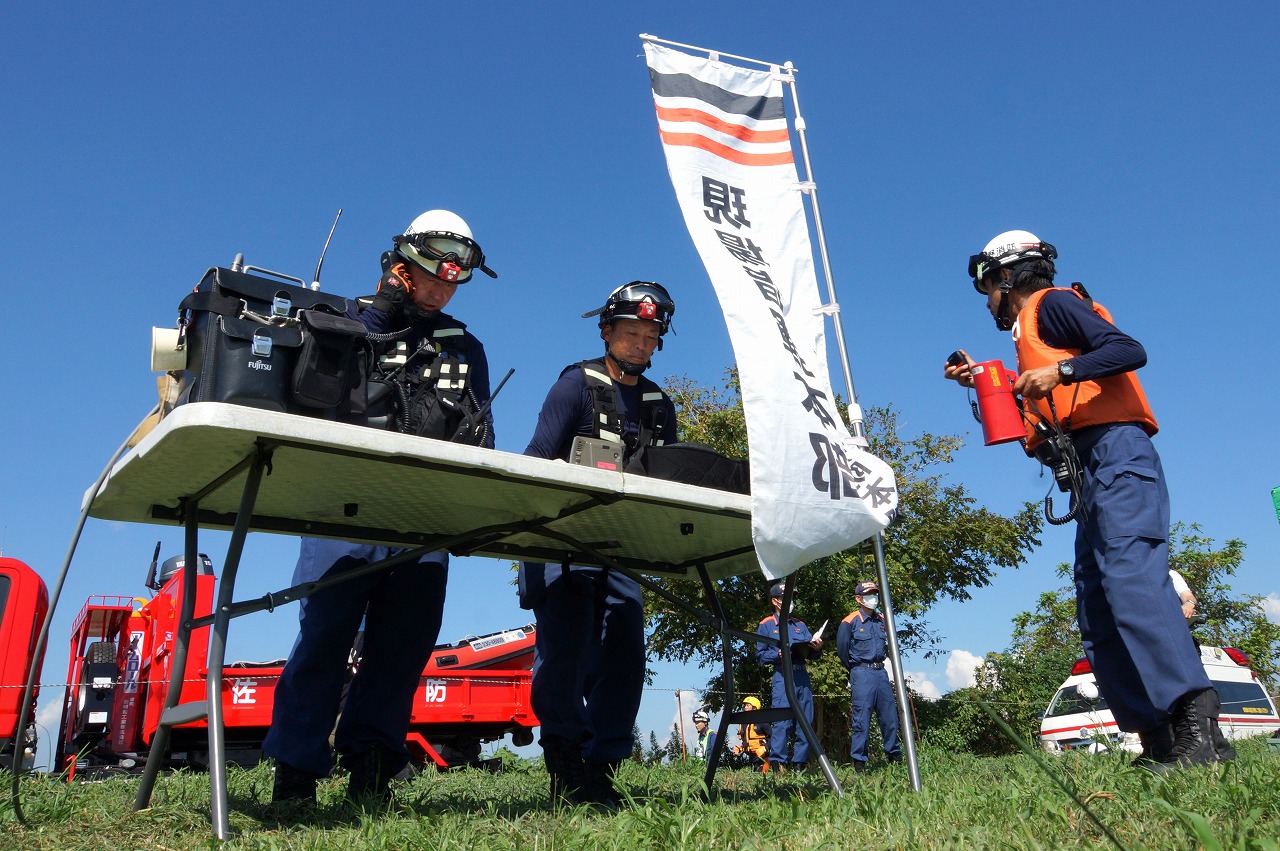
85,402,841,838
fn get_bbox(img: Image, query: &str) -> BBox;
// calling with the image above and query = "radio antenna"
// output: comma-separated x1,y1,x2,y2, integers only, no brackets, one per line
311,208,343,291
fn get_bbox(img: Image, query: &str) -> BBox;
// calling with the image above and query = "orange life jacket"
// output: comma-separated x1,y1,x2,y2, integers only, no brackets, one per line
1012,288,1158,449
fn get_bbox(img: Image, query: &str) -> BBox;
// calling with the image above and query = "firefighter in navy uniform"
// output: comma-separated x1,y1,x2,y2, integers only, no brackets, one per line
264,210,497,805
755,582,823,770
944,230,1225,773
517,282,678,807
836,580,901,772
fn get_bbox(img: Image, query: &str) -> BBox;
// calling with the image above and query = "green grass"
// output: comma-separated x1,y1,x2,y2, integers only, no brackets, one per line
4,740,1279,850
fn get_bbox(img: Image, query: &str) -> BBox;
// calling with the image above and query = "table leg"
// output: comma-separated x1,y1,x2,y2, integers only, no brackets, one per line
776,583,842,795
697,564,735,791
207,445,271,840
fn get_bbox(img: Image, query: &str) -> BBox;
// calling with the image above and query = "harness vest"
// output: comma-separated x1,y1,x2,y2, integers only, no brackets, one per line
575,358,670,459
356,303,483,442
1013,288,1158,449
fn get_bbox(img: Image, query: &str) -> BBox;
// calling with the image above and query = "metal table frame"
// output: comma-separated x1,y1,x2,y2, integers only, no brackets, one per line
84,405,842,839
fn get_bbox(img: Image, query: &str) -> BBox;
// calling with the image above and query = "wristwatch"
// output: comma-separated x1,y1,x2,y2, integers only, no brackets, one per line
1057,360,1077,385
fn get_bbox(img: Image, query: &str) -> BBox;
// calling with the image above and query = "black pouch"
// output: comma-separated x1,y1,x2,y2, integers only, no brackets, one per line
176,267,349,413
291,309,367,409
624,442,751,494
184,316,303,411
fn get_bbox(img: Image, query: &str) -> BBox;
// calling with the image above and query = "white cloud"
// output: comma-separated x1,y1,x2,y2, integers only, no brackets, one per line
1260,593,1280,623
901,671,942,700
945,649,984,690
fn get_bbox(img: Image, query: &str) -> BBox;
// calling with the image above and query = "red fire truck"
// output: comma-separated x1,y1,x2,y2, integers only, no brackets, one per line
0,557,49,771
2,552,537,777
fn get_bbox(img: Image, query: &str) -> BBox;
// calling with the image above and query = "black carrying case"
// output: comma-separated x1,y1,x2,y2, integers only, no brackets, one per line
175,267,358,414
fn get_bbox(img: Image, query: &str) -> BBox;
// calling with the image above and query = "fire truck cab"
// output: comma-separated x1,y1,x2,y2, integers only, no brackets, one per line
0,557,49,771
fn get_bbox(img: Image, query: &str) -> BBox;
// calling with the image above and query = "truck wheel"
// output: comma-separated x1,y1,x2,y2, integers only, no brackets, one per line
87,642,117,664
511,728,534,748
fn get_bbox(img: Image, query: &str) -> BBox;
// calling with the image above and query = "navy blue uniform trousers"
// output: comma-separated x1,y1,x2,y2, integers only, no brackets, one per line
768,667,815,765
262,538,448,777
848,667,900,762
1072,423,1209,732
528,566,645,764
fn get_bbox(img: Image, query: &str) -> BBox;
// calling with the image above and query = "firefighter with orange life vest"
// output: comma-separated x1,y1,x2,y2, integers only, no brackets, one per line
733,696,769,770
944,231,1226,773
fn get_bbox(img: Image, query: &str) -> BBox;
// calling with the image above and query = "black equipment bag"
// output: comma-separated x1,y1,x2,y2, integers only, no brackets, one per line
624,441,750,494
292,309,367,409
176,267,352,414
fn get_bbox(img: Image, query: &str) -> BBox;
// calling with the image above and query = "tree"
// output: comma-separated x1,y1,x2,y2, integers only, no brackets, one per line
926,523,1278,755
646,369,1043,758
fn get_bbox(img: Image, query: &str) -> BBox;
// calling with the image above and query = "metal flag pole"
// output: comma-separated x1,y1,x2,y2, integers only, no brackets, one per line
642,32,922,792
783,62,922,795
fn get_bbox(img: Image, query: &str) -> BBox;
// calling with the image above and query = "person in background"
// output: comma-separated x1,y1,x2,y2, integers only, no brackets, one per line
733,696,769,772
692,709,717,759
755,582,823,771
1169,569,1197,621
836,580,901,772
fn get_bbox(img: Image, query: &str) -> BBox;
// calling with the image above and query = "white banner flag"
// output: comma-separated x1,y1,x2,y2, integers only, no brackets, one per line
644,42,897,580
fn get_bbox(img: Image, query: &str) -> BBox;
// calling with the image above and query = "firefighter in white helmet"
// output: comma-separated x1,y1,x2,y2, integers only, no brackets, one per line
945,230,1225,774
264,210,496,805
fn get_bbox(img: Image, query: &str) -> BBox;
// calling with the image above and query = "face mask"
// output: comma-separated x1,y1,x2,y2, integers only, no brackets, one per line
862,594,880,611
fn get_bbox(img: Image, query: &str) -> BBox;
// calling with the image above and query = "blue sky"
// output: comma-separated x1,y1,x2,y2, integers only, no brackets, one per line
3,3,1278,763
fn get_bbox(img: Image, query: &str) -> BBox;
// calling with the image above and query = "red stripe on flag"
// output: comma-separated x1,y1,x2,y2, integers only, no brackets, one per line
654,105,790,144
658,130,794,166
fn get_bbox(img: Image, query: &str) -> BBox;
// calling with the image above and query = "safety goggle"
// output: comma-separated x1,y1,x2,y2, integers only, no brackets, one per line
968,241,1058,293
614,283,675,321
395,231,484,268
968,253,1000,293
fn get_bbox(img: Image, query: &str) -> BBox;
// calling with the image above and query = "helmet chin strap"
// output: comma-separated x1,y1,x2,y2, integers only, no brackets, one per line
994,289,1013,331
607,350,649,376
993,275,1015,331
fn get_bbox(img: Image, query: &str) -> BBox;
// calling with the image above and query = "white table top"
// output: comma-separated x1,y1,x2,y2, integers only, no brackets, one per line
87,403,760,580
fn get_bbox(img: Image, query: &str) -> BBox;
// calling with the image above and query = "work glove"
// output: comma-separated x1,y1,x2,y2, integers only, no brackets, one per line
371,262,413,314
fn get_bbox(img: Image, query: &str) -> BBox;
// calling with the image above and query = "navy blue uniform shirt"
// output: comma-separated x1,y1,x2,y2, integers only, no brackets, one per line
1032,289,1146,383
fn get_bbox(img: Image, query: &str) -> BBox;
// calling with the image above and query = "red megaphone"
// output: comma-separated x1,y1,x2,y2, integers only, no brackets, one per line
970,360,1024,445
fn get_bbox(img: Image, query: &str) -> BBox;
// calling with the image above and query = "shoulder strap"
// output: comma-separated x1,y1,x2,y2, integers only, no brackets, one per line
428,312,469,355
634,373,670,447
1070,281,1093,309
578,358,624,443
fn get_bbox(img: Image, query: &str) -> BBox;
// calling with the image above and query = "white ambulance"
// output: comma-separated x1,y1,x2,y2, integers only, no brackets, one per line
1040,644,1279,753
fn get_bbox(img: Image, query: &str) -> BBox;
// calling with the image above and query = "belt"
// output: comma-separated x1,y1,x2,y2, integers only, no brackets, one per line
855,661,884,669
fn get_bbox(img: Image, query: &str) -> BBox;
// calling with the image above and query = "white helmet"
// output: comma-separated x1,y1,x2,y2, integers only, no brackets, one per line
393,209,496,283
967,230,1057,293
692,710,709,723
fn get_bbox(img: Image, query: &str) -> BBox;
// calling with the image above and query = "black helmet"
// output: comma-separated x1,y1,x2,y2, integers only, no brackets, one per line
583,281,675,335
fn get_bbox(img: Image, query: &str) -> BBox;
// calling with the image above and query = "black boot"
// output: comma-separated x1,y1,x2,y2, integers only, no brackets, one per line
1213,711,1233,757
1132,722,1174,766
582,760,623,809
542,735,586,806
1146,688,1219,774
343,747,399,804
271,760,319,804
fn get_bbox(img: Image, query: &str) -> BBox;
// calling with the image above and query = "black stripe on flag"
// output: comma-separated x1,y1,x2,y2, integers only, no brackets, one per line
649,70,784,121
